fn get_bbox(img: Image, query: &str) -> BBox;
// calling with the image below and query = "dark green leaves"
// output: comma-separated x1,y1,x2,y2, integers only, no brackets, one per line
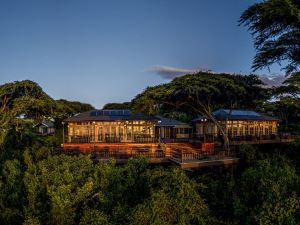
132,72,267,118
240,0,300,74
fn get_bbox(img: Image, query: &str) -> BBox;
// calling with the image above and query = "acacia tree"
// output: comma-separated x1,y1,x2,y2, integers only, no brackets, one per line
168,73,266,147
0,80,57,162
240,0,300,74
284,71,300,89
54,99,94,118
0,80,55,120
171,74,240,148
132,72,267,147
264,72,300,130
131,84,176,115
240,0,300,130
102,102,132,110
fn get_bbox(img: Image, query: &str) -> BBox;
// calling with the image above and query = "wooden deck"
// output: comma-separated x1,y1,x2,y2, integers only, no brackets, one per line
57,134,299,169
59,142,239,169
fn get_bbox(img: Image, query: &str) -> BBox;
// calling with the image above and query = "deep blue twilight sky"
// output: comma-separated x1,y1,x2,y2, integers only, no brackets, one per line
0,0,280,108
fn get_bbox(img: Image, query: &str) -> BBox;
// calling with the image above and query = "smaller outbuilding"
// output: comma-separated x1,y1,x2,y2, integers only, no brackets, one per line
35,121,55,136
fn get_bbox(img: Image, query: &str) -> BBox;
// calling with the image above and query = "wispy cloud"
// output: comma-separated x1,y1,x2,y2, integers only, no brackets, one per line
147,65,209,79
147,65,287,86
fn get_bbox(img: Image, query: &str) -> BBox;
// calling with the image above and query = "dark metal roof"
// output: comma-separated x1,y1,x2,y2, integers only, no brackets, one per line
193,109,279,122
155,115,191,127
65,109,158,122
35,121,55,128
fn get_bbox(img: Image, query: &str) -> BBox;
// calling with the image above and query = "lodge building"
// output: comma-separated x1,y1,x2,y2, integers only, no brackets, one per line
63,109,279,144
65,110,157,143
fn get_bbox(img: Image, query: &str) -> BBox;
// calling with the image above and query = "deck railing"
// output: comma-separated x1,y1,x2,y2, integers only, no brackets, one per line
65,135,159,144
192,133,296,144
65,133,297,145
91,148,165,160
57,142,239,165
169,147,237,164
159,138,191,143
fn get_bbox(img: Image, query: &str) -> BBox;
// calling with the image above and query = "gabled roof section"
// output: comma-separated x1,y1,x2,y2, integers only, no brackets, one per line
193,109,279,122
34,121,55,128
155,115,191,127
65,109,158,122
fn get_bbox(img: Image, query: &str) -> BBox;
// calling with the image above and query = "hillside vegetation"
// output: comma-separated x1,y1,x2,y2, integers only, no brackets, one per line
0,74,299,224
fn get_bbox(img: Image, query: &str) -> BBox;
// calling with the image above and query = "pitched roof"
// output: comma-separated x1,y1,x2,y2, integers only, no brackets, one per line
155,115,191,127
35,121,55,128
193,109,279,122
64,109,158,122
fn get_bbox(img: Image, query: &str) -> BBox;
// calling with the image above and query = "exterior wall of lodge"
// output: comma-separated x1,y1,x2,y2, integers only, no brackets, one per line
175,129,191,139
66,119,279,143
195,120,278,136
157,126,192,139
67,120,156,143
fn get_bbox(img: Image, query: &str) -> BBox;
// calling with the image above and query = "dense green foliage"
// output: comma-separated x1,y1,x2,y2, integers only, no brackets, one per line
55,99,94,118
263,72,300,132
0,153,213,225
102,102,132,110
1,1,300,224
0,80,56,135
131,72,268,120
240,0,300,74
0,75,299,224
0,141,299,225
0,80,93,163
240,0,300,131
128,71,300,133
0,80,94,123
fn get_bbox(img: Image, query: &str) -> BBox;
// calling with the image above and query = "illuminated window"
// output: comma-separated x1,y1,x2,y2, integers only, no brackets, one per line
254,127,258,135
265,128,269,135
239,127,243,135
233,127,238,136
245,126,249,135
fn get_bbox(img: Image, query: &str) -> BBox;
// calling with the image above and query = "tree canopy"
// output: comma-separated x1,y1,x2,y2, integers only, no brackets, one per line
0,80,55,121
240,0,300,74
0,155,216,225
0,80,94,163
132,72,268,119
0,144,299,225
131,72,269,142
54,99,94,125
0,80,94,125
102,102,132,110
0,78,299,224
